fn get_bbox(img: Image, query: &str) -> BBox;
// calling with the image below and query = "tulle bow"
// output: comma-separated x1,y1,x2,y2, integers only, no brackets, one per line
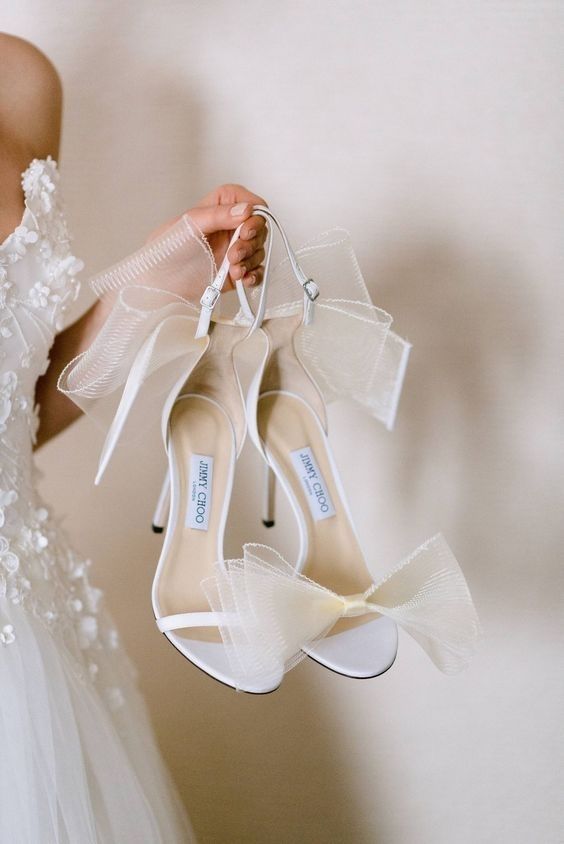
202,535,481,689
57,215,411,482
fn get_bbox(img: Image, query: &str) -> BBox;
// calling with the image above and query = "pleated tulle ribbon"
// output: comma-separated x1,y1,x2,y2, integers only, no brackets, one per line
57,215,411,481
202,535,482,689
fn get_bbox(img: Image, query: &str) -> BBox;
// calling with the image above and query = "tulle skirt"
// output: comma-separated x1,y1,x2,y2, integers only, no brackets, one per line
0,600,196,843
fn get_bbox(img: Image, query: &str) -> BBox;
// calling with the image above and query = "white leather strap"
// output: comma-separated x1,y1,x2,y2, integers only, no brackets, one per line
249,205,320,329
156,611,225,631
234,278,255,323
194,206,320,339
195,222,247,339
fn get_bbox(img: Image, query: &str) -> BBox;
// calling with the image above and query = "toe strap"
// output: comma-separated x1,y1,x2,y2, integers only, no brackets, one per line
156,612,223,632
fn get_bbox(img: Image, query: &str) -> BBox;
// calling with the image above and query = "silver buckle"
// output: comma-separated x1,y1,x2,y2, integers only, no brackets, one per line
200,285,221,309
303,278,320,302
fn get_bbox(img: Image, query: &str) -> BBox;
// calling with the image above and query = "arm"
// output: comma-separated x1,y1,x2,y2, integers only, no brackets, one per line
34,186,268,447
0,33,62,242
0,36,268,448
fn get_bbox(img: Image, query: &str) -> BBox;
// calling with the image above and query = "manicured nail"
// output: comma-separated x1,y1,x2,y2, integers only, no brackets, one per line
230,202,248,216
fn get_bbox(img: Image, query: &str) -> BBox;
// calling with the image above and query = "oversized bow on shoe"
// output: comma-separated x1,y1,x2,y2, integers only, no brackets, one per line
202,534,481,690
57,214,411,482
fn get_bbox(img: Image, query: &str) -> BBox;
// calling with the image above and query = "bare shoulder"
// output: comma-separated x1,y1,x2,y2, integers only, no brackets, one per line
0,33,62,161
0,35,62,241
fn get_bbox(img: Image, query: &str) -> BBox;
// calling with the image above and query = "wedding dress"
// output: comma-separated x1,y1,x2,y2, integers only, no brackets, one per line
0,157,195,843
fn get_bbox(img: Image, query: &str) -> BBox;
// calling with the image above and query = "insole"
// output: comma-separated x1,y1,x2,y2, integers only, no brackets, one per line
258,392,377,636
156,395,234,642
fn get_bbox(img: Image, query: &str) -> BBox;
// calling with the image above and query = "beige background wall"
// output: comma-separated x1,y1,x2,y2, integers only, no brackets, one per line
4,2,562,842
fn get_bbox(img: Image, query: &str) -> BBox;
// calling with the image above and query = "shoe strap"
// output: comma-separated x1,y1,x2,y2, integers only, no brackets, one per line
156,611,229,631
195,221,252,339
247,205,320,332
195,205,320,339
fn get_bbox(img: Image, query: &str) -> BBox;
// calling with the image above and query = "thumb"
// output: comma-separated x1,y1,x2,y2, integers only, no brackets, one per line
187,202,254,236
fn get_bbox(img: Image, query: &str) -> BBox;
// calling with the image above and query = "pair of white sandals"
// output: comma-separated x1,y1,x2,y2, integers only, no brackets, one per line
147,207,481,693
60,206,481,694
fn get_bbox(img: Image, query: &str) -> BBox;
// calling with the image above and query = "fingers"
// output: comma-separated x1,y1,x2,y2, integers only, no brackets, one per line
186,202,248,236
226,230,267,265
223,263,263,291
187,201,268,241
228,203,268,247
197,182,268,211
228,246,265,285
225,201,268,284
190,182,268,239
237,212,268,242
185,183,270,294
241,265,264,288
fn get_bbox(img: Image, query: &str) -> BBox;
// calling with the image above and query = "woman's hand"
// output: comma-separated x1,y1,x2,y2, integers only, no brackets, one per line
148,183,269,291
34,184,269,448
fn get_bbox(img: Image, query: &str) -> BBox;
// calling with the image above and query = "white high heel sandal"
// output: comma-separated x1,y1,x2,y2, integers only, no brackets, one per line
200,209,481,688
58,207,480,692
242,212,401,678
148,208,321,693
58,208,313,693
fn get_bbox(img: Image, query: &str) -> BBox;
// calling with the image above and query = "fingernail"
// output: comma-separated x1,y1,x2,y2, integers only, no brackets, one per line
247,273,256,285
230,202,248,217
245,229,257,239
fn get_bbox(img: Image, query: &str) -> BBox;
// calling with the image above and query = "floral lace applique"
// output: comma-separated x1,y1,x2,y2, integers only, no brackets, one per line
0,157,127,705
0,157,84,335
0,623,15,645
9,225,39,259
0,270,15,310
20,157,84,330
0,492,125,701
0,371,18,433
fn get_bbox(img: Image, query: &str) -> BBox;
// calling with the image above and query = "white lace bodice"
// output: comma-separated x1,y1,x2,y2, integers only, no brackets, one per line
0,157,82,451
0,158,125,704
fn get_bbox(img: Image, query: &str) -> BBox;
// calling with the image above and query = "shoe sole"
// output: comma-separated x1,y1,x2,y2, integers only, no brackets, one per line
305,645,398,680
158,628,282,695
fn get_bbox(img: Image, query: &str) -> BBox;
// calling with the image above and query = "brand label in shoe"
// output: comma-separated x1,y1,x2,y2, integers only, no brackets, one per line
290,445,336,521
186,454,214,530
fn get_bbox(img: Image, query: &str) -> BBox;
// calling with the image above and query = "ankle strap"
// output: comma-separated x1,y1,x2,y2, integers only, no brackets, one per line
247,205,320,331
156,611,223,631
195,220,253,339
194,205,319,339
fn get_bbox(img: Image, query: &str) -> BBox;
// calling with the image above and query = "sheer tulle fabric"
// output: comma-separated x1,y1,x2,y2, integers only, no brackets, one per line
0,597,194,844
202,537,482,691
1,602,193,842
57,216,212,469
246,226,412,430
57,217,411,482
53,196,479,703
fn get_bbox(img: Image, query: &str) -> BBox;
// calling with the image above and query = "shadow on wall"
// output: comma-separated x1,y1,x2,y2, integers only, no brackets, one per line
371,233,562,619
62,35,253,274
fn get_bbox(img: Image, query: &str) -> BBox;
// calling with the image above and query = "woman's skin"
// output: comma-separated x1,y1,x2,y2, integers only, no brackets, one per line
0,33,268,448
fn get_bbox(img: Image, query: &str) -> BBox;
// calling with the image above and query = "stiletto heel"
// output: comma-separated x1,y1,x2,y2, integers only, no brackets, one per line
150,209,315,691
261,463,276,528
152,468,170,533
60,204,319,692
59,204,480,691
202,208,481,687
